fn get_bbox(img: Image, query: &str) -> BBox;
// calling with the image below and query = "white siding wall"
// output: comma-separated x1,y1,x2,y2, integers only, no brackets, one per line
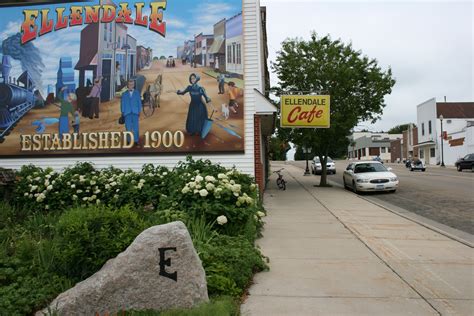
417,98,437,144
0,0,262,176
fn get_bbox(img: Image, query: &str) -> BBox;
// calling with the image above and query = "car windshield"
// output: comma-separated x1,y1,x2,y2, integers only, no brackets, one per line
314,157,333,163
354,163,387,173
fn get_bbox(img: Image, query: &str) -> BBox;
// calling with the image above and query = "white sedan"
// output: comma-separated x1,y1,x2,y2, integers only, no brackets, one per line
343,161,399,193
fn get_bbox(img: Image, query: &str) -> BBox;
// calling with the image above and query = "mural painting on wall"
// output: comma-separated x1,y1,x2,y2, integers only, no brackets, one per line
0,0,244,156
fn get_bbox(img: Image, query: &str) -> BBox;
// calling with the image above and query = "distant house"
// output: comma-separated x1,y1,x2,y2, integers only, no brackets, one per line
225,13,243,76
416,98,474,165
56,57,76,100
389,124,418,163
348,132,402,162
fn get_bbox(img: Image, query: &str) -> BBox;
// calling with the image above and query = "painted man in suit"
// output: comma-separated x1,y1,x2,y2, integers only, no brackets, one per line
121,79,142,147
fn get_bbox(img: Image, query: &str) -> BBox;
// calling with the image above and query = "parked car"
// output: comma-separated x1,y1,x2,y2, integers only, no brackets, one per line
409,159,425,172
455,153,474,172
343,161,398,193
311,156,336,175
372,156,383,164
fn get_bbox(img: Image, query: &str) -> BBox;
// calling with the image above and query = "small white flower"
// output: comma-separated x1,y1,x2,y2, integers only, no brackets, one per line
116,189,120,192
36,193,46,202
82,197,88,201
163,172,168,176
90,180,96,185
30,185,38,192
257,211,266,218
67,181,71,185
181,186,190,194
94,189,101,194
206,183,215,191
195,175,204,182
52,180,56,185
199,189,209,197
217,215,228,225
105,184,110,190
45,174,51,179
46,185,53,191
96,199,101,205
76,189,83,194
250,184,256,190
34,177,41,181
205,175,216,183
73,195,78,200
139,179,146,184
71,184,76,189
217,173,227,179
24,192,28,197
45,205,49,210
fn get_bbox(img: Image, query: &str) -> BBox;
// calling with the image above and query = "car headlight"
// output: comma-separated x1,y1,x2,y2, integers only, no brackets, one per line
390,177,398,182
356,179,369,183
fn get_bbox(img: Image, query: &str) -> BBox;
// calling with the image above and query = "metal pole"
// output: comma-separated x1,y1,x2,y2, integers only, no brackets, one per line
304,150,310,175
440,119,445,167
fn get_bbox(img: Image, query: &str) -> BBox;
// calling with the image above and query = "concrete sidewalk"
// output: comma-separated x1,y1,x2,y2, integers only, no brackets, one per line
241,163,473,316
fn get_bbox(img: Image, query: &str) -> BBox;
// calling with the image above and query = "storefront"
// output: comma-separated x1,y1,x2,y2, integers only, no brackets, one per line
0,0,276,192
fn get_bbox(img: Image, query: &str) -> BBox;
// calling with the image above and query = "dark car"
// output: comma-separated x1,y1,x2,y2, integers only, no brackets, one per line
455,153,474,172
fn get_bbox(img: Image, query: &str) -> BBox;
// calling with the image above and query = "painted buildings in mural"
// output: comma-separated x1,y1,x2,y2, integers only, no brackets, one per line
0,0,245,155
176,12,243,78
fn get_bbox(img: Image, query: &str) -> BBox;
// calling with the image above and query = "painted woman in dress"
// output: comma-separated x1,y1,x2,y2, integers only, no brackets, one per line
177,74,211,136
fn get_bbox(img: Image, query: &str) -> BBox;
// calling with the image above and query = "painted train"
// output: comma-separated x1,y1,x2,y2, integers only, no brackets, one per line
0,55,42,142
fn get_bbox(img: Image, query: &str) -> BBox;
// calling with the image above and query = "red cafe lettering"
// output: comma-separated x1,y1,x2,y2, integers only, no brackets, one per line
287,106,324,123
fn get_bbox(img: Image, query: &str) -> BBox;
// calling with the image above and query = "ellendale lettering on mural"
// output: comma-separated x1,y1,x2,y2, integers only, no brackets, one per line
20,130,185,151
21,1,167,44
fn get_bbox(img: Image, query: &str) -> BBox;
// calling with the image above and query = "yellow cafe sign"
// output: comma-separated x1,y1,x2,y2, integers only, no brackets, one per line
280,95,330,128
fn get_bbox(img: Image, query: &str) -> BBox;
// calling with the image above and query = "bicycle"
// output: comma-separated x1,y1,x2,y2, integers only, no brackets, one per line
273,168,286,190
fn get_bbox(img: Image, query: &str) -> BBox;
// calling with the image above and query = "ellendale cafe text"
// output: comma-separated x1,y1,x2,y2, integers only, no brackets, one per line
280,95,330,128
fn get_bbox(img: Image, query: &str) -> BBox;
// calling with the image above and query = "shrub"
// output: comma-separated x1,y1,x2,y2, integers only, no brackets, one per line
54,205,146,280
198,235,268,297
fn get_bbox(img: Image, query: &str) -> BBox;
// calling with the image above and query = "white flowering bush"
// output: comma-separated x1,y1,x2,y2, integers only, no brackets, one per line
12,157,265,238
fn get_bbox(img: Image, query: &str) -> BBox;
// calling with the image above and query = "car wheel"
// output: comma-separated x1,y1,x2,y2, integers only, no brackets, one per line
333,171,337,175
410,167,414,171
457,165,462,172
352,181,358,194
389,190,396,193
422,169,425,172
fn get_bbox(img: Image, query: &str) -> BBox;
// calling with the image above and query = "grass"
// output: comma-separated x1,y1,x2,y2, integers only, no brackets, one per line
125,297,239,316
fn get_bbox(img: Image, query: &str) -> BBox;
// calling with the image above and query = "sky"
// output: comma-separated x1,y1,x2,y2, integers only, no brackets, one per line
261,0,473,133
0,0,242,96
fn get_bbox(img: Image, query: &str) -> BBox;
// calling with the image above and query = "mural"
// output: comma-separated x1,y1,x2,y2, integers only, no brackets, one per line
0,0,244,156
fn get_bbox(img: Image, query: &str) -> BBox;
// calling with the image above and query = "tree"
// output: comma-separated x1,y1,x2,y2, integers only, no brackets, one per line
269,136,290,161
388,123,414,134
273,33,396,186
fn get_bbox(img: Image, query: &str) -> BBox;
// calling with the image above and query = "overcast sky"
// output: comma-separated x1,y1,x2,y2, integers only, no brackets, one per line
261,0,473,132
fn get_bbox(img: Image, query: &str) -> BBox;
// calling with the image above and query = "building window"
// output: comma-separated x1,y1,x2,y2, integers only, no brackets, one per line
420,150,424,159
428,120,432,134
227,45,231,63
381,147,386,153
104,24,107,41
232,43,236,64
388,147,391,153
422,123,425,136
430,148,435,157
236,43,241,64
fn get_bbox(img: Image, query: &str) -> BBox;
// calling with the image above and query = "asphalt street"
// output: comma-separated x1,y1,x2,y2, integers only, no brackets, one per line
289,160,474,236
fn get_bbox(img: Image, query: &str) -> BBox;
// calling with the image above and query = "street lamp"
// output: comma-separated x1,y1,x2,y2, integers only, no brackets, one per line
439,114,445,167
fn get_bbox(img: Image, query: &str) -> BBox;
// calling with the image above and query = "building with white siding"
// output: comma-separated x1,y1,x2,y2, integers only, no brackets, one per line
0,0,277,193
416,98,474,166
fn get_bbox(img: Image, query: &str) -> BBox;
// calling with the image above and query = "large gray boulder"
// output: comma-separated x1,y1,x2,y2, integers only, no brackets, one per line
37,221,208,315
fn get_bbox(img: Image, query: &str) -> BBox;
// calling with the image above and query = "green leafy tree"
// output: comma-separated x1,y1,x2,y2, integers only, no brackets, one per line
273,33,396,186
269,136,290,161
388,123,414,134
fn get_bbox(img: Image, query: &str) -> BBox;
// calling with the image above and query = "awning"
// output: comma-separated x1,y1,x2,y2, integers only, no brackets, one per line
413,141,435,148
255,89,278,136
208,37,225,54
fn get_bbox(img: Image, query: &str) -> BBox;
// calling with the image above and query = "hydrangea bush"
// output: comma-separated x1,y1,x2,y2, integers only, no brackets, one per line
12,157,265,237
